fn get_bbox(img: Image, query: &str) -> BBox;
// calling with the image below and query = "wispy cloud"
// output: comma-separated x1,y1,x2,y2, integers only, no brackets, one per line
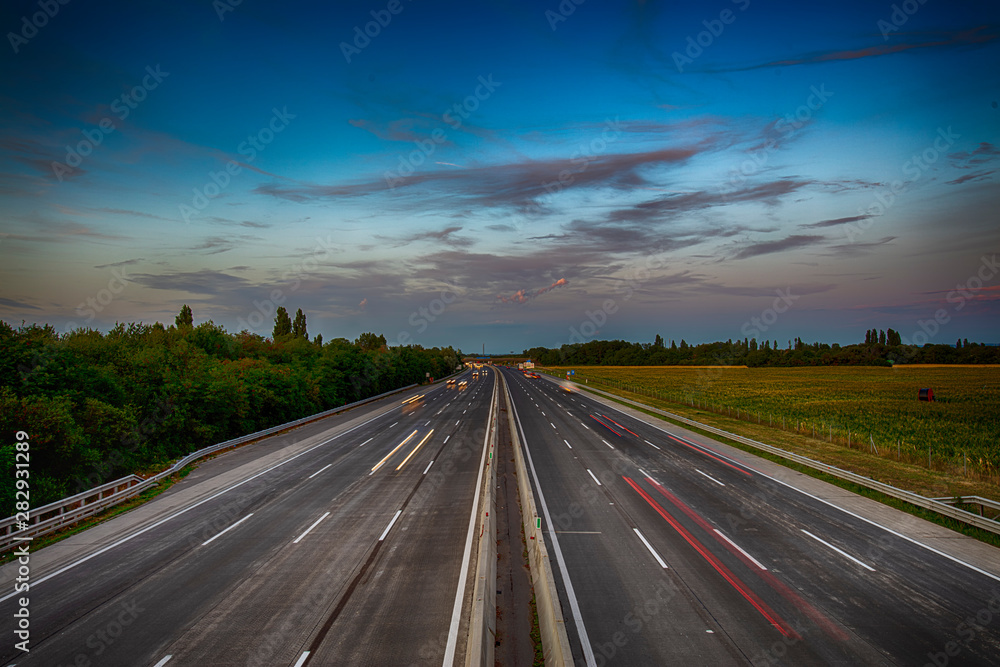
732,234,825,260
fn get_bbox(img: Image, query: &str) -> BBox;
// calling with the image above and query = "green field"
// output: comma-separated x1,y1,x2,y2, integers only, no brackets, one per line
545,365,1000,479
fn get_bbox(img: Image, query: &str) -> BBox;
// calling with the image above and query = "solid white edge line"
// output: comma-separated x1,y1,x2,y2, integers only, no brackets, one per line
0,405,397,603
293,511,331,544
442,370,497,666
423,460,434,475
714,529,767,570
379,509,403,541
586,469,601,486
202,513,254,546
801,529,875,571
292,651,310,667
510,377,598,667
308,463,332,479
151,656,172,667
633,528,668,569
696,469,725,487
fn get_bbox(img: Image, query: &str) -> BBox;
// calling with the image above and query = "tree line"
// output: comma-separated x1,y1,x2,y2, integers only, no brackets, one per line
0,307,460,516
524,331,1000,367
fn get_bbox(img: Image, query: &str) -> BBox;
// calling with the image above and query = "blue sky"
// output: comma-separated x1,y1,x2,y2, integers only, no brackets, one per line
1,0,998,353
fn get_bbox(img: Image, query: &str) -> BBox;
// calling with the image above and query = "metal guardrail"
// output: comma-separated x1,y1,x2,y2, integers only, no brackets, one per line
1,383,419,552
542,373,1000,537
932,496,1000,521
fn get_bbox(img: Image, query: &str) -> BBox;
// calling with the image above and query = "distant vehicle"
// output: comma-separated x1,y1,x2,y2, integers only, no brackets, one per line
459,380,468,388
447,378,456,386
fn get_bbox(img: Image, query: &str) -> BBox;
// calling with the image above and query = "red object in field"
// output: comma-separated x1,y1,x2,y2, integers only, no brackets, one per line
918,388,934,401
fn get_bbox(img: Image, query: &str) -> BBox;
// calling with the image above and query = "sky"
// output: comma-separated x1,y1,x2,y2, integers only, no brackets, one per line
1,0,998,354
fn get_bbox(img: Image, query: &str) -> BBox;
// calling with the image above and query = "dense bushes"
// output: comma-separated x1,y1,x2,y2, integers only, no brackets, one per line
0,320,460,515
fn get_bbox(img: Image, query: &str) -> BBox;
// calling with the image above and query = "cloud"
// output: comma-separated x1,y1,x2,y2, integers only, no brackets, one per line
94,258,144,269
824,235,896,258
710,26,997,72
800,214,871,229
128,269,255,295
732,234,825,260
497,278,568,304
947,170,996,186
0,297,41,310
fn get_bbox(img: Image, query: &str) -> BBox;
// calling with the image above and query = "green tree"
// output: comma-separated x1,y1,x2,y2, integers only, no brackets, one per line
273,307,292,338
292,308,308,338
175,304,193,328
355,332,387,351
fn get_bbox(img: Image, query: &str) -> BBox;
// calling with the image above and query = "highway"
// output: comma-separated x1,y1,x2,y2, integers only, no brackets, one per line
1,368,497,667
500,367,1000,666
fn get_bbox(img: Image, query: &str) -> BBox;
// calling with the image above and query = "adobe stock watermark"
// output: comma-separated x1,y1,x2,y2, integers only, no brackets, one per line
878,0,930,41
898,254,998,350
924,588,1000,667
7,0,71,54
558,250,665,355
52,65,169,182
236,234,335,333
383,74,501,189
74,267,133,325
339,0,412,64
540,117,623,196
672,0,751,73
845,126,959,243
721,84,833,197
544,0,585,31
179,106,295,223
396,285,462,346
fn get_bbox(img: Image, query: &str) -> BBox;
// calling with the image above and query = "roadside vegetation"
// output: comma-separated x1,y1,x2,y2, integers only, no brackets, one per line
0,308,460,516
543,365,1000,495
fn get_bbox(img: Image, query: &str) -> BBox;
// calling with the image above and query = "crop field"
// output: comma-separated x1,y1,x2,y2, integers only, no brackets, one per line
544,365,1000,479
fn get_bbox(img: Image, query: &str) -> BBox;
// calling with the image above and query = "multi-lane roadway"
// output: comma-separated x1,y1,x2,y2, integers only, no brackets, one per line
5,364,1000,666
1,368,496,667
500,366,1000,666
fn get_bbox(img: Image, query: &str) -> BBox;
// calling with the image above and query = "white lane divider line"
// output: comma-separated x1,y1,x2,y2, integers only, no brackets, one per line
550,422,556,429
801,529,875,572
293,511,331,544
634,528,668,569
308,464,332,479
463,409,467,414
389,422,398,428
292,652,310,667
638,468,661,486
696,469,725,486
444,435,450,443
714,529,767,570
379,509,403,541
152,656,172,667
456,420,460,425
602,439,614,449
425,420,431,426
564,439,573,449
644,439,662,450
423,460,434,475
358,437,373,447
586,469,601,486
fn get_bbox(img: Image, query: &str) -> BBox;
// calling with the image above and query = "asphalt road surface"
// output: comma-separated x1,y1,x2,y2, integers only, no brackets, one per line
1,368,497,667
500,367,1000,666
